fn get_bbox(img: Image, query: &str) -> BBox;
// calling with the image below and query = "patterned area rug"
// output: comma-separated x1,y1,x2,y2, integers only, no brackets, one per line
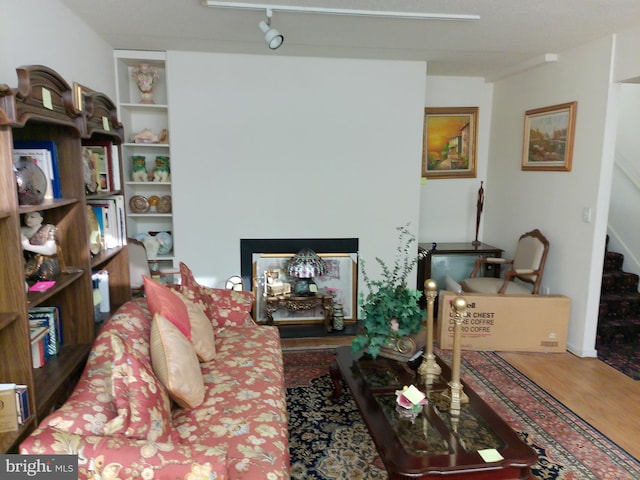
284,348,640,479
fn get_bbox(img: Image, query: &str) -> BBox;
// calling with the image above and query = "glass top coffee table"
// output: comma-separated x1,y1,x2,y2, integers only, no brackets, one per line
329,346,536,479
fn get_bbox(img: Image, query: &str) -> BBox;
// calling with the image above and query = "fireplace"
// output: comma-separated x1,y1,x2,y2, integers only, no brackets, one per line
240,238,359,326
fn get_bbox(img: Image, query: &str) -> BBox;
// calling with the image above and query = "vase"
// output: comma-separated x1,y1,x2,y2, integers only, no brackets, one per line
377,328,425,362
14,156,47,205
332,303,344,331
132,64,159,104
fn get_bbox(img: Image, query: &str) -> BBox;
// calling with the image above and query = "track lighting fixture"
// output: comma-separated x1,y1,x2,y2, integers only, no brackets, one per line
258,9,283,50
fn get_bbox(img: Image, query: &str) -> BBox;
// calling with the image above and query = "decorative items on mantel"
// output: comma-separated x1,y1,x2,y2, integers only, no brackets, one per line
351,223,425,360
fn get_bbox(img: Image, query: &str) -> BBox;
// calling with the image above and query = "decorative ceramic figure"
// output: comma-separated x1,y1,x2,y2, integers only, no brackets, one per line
21,211,61,281
332,303,345,331
132,64,159,104
131,156,148,181
15,156,47,205
153,156,170,182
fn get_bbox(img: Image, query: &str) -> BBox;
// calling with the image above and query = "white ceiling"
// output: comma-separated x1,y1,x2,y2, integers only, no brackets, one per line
60,0,640,78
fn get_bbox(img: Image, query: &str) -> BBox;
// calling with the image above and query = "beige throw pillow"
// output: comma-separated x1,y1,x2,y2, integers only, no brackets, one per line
150,313,205,409
171,290,216,362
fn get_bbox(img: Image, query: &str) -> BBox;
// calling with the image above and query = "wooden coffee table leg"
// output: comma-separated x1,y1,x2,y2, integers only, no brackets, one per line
329,360,342,401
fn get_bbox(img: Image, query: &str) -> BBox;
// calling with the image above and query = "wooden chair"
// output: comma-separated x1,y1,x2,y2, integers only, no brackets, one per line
128,237,151,297
460,229,549,295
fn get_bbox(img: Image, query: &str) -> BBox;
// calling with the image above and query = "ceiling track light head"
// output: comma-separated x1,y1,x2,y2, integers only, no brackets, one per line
259,8,283,50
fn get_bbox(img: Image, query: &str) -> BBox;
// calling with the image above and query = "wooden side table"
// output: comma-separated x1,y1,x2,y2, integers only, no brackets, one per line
265,294,334,332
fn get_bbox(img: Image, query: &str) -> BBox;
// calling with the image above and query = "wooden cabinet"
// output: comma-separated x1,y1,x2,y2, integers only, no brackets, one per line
0,65,130,452
114,50,176,281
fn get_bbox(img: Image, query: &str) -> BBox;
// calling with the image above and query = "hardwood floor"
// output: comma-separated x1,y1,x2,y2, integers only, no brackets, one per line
499,351,640,460
281,332,640,460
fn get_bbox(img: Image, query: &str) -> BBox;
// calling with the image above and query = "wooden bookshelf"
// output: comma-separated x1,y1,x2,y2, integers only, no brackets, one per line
0,65,130,452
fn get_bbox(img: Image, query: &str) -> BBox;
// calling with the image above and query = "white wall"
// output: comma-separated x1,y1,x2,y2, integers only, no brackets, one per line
486,36,617,357
613,25,640,82
419,77,494,243
166,51,426,290
0,0,115,98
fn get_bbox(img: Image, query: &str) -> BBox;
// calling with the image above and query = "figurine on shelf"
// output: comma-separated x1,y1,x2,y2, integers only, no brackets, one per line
132,64,159,104
131,156,148,182
153,156,170,182
21,211,62,281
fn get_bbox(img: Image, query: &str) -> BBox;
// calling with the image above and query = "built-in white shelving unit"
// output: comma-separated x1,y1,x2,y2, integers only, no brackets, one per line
114,50,175,280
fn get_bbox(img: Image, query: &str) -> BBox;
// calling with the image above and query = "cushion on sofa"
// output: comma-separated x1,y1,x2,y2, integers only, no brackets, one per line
144,276,191,340
171,289,216,362
179,262,254,327
102,334,173,442
150,313,205,409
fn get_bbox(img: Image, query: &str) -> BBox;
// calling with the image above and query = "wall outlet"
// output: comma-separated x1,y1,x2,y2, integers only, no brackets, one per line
542,286,550,295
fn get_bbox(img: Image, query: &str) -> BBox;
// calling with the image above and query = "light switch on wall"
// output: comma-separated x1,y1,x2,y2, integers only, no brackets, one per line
582,207,592,223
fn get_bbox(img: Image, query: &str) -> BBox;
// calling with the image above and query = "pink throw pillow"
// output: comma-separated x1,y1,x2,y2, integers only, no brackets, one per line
144,276,191,340
178,263,254,327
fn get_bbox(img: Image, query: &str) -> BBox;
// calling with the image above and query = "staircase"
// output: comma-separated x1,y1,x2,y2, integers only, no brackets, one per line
597,237,640,345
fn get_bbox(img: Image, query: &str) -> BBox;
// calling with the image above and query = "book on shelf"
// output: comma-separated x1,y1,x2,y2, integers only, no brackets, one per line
14,385,30,425
91,270,110,320
110,143,121,191
29,305,63,356
0,384,19,433
86,195,125,249
13,140,61,199
82,140,116,193
0,384,30,430
29,325,50,368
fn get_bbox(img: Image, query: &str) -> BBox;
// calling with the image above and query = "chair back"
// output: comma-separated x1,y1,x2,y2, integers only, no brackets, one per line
128,237,151,296
512,229,549,293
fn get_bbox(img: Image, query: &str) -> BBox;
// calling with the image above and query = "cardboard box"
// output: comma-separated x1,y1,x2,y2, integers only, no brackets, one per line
437,291,571,353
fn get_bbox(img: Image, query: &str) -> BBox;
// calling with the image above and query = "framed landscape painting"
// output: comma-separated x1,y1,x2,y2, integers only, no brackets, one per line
422,107,478,179
522,101,577,172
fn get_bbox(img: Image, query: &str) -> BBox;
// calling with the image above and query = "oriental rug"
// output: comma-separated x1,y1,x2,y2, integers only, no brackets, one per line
284,348,640,480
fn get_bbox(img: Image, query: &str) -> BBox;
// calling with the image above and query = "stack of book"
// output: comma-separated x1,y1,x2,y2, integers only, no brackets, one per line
81,140,121,194
29,306,63,368
86,195,126,250
0,384,30,432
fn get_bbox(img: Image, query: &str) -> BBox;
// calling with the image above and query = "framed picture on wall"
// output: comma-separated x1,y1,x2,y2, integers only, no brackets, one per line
422,107,478,179
522,101,577,172
73,82,92,111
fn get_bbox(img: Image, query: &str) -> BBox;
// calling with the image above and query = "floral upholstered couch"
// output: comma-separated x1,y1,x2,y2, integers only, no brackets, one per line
20,263,290,480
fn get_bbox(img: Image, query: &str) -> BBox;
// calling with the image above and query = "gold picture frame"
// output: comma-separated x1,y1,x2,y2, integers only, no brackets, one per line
422,107,478,179
522,101,577,172
251,253,357,325
73,82,92,111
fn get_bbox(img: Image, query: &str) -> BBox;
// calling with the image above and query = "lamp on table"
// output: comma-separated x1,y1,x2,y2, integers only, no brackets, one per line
286,248,327,296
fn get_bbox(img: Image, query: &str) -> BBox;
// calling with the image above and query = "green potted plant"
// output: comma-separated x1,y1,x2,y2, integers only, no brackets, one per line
352,223,425,359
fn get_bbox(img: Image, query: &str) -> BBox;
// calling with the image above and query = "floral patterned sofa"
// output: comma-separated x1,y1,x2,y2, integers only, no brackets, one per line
20,264,290,480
